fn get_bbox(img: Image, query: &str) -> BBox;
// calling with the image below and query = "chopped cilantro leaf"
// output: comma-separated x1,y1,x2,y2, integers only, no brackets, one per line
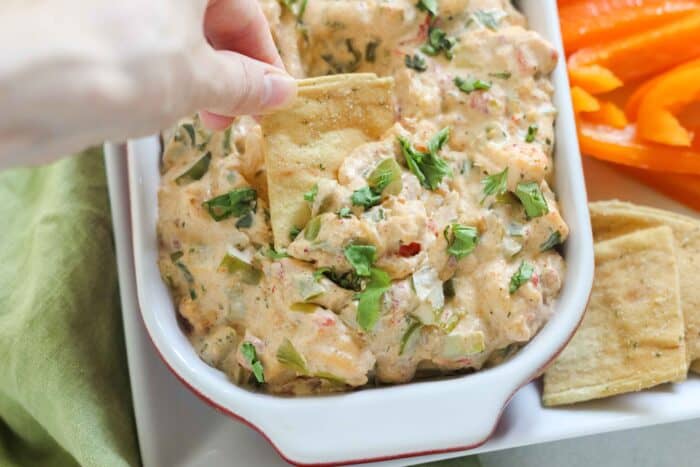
481,168,508,200
303,184,318,203
314,267,363,291
509,261,534,294
349,159,402,211
338,207,352,218
170,251,184,262
489,71,512,79
357,268,391,331
171,251,195,297
241,341,265,383
405,54,428,72
313,267,331,282
180,123,196,146
351,186,382,209
235,211,253,229
344,244,377,277
540,231,562,251
454,76,492,94
175,152,211,185
421,27,457,59
279,0,308,22
365,40,380,62
264,246,289,260
398,129,453,190
445,224,479,259
289,226,301,241
202,187,256,222
428,127,450,154
443,278,456,299
223,127,232,154
514,182,549,218
525,124,538,143
322,39,362,73
416,0,438,16
174,261,194,286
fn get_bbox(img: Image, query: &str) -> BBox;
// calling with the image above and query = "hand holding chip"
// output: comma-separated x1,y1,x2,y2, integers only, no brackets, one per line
0,0,297,168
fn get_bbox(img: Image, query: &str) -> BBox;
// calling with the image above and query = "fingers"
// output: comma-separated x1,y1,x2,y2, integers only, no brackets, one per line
195,48,297,121
205,0,284,68
199,110,236,130
196,0,294,129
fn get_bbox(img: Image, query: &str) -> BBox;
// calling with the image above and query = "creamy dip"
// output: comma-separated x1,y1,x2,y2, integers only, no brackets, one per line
158,0,567,394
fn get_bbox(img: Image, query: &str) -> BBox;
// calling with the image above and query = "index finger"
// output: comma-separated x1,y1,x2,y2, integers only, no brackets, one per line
204,0,284,68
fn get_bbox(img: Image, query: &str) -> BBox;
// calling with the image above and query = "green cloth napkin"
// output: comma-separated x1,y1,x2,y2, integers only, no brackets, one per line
0,148,480,467
0,149,140,467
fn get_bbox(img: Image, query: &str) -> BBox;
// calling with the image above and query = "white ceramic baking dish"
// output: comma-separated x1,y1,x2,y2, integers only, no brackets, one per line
127,1,594,464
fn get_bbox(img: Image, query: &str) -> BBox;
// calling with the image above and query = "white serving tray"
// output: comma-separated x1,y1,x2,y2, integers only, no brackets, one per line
106,145,700,467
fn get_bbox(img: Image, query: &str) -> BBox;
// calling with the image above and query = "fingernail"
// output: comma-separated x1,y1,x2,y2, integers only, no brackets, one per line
199,110,234,131
262,72,297,111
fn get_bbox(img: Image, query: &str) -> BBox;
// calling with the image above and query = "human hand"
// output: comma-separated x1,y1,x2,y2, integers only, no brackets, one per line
0,0,296,167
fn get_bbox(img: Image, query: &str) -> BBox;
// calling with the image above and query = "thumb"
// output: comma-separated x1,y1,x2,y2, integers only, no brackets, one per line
195,48,297,124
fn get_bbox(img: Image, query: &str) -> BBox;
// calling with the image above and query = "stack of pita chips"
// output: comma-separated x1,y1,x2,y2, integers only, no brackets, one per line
543,201,700,406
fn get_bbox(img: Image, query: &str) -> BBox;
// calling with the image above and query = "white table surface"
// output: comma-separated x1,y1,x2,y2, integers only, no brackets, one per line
481,419,700,467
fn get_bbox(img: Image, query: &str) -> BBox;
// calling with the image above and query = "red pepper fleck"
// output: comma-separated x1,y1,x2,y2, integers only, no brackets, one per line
531,273,539,287
317,316,335,327
398,242,422,257
413,15,432,44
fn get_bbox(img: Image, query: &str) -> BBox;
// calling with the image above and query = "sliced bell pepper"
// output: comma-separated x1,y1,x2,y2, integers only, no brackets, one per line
582,101,628,129
636,58,700,146
568,65,623,94
570,86,601,113
559,0,700,54
578,122,700,174
568,12,700,83
625,59,700,121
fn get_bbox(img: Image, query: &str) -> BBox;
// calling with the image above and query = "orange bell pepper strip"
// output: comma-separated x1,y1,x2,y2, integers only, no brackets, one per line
571,86,628,128
568,65,623,94
636,58,700,146
582,101,629,129
625,59,700,121
620,167,700,212
559,0,700,54
578,122,700,174
570,86,600,113
568,12,700,83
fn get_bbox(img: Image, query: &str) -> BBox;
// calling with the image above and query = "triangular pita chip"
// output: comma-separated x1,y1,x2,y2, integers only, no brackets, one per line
262,73,395,249
589,200,700,367
543,226,686,406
